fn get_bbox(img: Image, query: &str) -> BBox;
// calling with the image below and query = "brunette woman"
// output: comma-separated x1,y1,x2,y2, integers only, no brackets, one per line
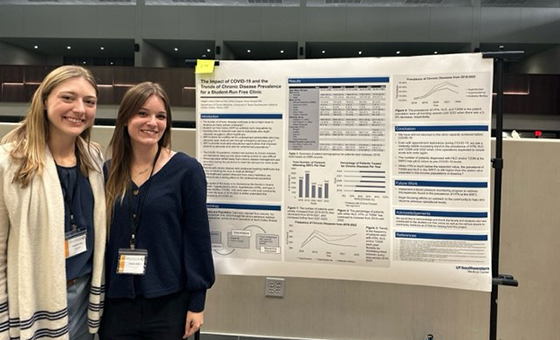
100,82,214,340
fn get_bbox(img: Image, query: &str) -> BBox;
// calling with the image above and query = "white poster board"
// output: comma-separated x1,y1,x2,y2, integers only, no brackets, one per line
196,53,493,291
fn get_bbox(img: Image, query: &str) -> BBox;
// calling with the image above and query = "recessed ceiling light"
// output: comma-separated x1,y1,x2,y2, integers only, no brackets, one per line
34,45,38,49
110,62,114,65
206,48,211,52
280,50,284,54
434,51,438,54
174,47,178,51
321,50,326,54
396,51,401,55
100,46,104,50
202,54,207,58
358,51,362,55
67,46,71,50
83,61,86,65
247,49,251,53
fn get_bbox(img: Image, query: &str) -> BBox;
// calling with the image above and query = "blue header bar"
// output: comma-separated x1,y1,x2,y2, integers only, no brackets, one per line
395,180,487,188
207,203,281,211
395,232,488,241
288,77,389,84
395,125,488,132
395,210,488,218
201,114,282,119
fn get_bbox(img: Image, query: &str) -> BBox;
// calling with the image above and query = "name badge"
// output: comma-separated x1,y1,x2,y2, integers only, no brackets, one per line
65,229,87,259
117,248,148,275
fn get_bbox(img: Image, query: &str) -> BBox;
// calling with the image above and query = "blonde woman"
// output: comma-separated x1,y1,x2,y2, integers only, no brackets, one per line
100,82,214,340
0,65,106,340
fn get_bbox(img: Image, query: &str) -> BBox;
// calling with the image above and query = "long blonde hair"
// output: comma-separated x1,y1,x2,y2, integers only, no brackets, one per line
105,82,172,222
2,65,101,187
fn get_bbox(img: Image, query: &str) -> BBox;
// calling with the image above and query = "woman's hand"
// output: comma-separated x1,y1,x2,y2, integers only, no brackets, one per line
183,311,204,339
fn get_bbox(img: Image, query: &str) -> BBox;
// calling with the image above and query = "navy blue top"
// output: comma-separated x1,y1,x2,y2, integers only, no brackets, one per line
56,165,94,281
104,152,215,312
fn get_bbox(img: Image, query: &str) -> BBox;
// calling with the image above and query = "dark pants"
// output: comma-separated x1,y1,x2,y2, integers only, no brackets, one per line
98,290,190,340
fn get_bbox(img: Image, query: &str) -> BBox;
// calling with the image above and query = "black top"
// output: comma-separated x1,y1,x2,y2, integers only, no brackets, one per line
56,164,94,281
104,152,215,312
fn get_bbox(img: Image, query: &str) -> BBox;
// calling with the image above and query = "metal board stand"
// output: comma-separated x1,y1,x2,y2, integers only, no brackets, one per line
482,50,523,340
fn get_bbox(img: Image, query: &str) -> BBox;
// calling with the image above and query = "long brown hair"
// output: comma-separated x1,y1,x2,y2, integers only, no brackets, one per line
2,65,100,187
105,82,172,222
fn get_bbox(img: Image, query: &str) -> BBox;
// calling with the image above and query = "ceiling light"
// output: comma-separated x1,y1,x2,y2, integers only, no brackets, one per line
247,49,251,53
67,46,71,50
322,50,326,54
358,51,362,55
202,54,207,58
434,51,438,54
100,46,104,50
83,61,86,65
34,45,38,49
110,62,114,65
207,48,211,52
174,47,178,51
280,50,284,54
396,51,401,55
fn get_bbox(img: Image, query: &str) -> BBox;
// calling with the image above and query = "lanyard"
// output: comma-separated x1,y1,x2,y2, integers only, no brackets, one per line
127,145,161,250
55,153,80,232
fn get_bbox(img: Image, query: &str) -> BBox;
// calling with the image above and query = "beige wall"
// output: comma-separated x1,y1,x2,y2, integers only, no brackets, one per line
1,123,558,340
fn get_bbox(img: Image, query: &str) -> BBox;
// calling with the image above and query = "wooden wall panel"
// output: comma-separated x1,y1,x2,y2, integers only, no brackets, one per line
0,65,197,108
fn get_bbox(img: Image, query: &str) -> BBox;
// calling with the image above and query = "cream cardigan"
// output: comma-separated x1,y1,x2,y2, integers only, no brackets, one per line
0,142,106,340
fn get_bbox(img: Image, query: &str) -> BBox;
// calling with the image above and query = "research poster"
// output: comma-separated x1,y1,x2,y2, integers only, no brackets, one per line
196,53,493,291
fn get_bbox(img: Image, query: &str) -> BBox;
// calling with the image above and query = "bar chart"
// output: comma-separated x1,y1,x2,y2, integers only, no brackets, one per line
341,170,386,194
297,171,330,199
288,169,332,201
